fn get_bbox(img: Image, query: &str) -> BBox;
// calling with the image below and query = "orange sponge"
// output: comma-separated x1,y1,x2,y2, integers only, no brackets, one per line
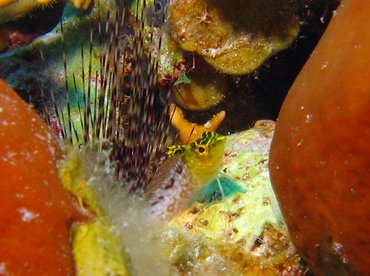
269,0,370,274
0,79,85,275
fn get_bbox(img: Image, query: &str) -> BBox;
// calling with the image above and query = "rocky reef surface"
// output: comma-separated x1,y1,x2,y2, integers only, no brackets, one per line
58,120,308,275
0,0,349,275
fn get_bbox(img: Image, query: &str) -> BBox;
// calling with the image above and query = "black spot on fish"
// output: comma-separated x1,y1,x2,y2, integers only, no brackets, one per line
147,0,167,27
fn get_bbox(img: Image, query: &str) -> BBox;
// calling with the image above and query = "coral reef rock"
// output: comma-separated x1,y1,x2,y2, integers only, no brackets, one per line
169,0,300,75
165,121,307,274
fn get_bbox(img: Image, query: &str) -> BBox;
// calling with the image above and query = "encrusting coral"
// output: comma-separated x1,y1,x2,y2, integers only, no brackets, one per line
60,120,308,275
162,121,307,274
169,0,300,75
59,150,130,276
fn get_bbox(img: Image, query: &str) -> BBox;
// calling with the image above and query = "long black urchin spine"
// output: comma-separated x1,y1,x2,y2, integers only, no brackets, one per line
51,0,172,191
118,0,172,190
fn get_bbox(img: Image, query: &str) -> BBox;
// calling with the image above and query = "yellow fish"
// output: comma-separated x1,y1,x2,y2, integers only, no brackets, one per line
146,131,226,220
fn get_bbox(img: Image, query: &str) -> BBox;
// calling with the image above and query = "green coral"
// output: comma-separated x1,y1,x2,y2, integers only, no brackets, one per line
163,121,306,274
57,120,306,274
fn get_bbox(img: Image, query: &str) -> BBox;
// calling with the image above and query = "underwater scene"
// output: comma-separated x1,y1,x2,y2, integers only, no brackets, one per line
0,0,369,275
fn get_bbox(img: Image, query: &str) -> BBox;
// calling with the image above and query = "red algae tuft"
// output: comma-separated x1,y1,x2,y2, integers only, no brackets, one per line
269,0,370,274
0,79,85,275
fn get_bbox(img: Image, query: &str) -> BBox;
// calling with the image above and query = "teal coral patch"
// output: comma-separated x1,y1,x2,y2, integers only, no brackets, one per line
196,175,246,204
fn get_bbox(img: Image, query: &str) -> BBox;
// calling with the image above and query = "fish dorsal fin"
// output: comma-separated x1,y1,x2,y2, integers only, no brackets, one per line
145,155,183,199
145,155,194,220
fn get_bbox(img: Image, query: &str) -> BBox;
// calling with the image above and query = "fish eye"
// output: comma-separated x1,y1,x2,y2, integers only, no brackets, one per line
196,144,209,156
154,1,163,14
